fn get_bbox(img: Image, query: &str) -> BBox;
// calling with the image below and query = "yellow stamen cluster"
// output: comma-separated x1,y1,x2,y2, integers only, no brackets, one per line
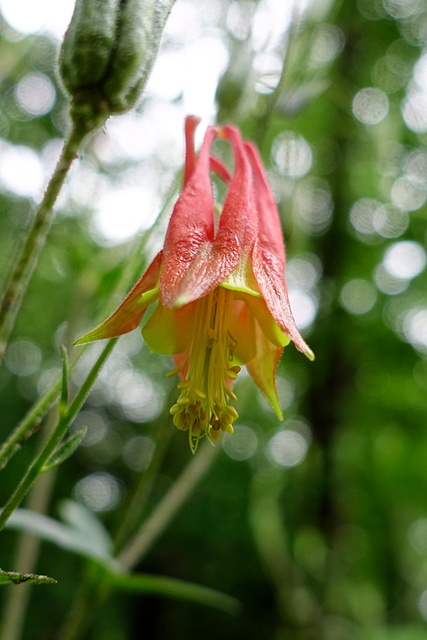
168,287,240,452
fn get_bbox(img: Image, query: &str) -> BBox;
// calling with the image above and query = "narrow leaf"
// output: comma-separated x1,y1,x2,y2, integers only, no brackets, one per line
5,508,115,566
42,426,87,472
59,500,112,555
0,568,57,585
110,571,240,615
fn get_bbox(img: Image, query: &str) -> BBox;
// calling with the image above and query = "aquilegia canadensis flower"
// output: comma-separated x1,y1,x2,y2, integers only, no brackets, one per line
75,116,314,452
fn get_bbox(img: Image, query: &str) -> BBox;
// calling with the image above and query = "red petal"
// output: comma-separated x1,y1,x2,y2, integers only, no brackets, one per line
161,125,218,307
245,141,314,360
183,115,200,186
74,251,162,344
209,155,231,183
244,141,285,269
164,125,258,307
218,126,257,255
252,241,312,356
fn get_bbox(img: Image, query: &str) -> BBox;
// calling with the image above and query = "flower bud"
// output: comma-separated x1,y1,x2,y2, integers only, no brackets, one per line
59,0,176,129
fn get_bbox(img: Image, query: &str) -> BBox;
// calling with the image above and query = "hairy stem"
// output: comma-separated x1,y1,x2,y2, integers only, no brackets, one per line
0,119,102,365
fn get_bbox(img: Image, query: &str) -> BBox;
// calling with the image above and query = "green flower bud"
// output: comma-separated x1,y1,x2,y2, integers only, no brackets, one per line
59,0,176,129
59,0,120,94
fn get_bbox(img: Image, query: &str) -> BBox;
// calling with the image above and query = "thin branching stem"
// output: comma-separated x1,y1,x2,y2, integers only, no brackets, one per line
0,339,117,533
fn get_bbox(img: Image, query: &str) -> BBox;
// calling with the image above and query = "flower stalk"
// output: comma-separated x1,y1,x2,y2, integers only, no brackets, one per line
0,122,94,365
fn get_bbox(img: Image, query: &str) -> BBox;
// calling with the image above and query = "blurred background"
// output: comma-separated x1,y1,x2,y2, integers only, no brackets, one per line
1,0,427,638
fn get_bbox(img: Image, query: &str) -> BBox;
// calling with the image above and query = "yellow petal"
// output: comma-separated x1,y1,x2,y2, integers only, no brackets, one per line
220,254,261,297
142,300,196,355
236,292,290,348
246,321,284,420
228,298,256,365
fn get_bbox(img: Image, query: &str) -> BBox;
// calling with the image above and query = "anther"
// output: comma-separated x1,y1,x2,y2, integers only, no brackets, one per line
177,395,191,405
227,332,237,348
194,388,206,400
226,406,239,420
166,368,180,378
173,412,188,431
210,428,221,441
177,379,191,390
169,403,181,415
226,388,238,402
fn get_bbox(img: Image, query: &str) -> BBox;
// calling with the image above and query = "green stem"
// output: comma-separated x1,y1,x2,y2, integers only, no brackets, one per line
112,418,172,551
0,371,62,471
0,339,117,533
0,176,177,473
110,572,240,614
58,441,219,640
119,440,219,570
0,428,58,640
0,118,102,365
58,567,110,640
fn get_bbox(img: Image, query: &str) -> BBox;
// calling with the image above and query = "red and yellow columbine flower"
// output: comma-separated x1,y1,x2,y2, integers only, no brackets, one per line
75,117,314,452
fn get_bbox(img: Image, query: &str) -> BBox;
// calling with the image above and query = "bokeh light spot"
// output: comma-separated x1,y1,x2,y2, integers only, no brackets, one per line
408,518,427,555
5,339,42,376
402,91,427,133
390,176,427,211
111,370,165,423
340,279,377,315
15,72,56,116
272,132,313,178
383,0,423,19
286,255,322,291
296,181,333,234
349,198,384,236
403,308,427,354
309,24,345,67
372,204,408,238
74,472,122,513
374,264,409,295
123,436,155,472
73,411,108,447
92,187,160,246
288,290,318,330
383,241,426,280
0,143,44,198
419,589,427,621
0,0,74,37
268,429,309,468
352,87,389,125
222,425,258,461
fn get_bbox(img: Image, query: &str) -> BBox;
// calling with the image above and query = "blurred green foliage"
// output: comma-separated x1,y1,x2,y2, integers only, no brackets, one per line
1,0,427,639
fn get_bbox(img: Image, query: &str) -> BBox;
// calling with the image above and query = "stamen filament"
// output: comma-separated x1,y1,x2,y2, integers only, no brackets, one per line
170,287,240,451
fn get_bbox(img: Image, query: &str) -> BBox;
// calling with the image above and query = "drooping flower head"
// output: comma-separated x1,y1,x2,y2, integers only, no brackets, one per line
76,117,314,452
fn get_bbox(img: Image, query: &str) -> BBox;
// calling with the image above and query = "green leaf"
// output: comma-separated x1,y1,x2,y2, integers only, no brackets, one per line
5,502,115,568
59,345,69,416
41,426,87,472
58,500,112,556
110,572,240,615
0,568,57,585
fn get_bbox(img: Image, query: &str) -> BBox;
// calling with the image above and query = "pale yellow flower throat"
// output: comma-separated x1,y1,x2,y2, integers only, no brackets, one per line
169,287,240,452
